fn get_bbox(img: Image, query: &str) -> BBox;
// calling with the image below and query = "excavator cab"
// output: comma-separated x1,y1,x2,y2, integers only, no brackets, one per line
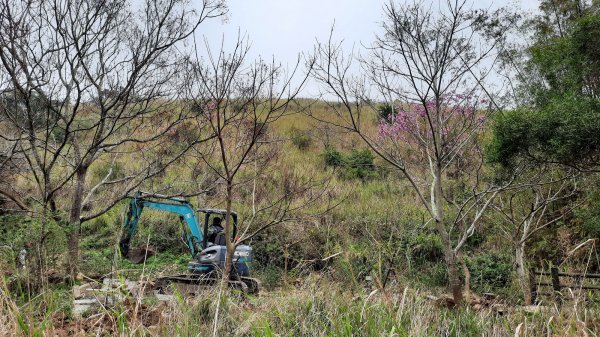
200,209,237,247
190,209,252,278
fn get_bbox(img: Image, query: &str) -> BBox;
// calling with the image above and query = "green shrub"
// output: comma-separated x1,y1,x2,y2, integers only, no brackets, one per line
406,232,444,266
377,104,394,123
249,229,286,270
468,253,512,292
575,186,600,238
463,231,485,251
581,216,600,238
80,248,113,275
128,210,186,254
81,215,112,237
323,146,344,167
343,149,377,180
0,214,66,272
322,147,378,181
257,266,284,289
428,262,450,287
289,127,313,150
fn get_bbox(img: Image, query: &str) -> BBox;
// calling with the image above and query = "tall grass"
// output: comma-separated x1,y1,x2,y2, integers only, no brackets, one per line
2,275,598,336
243,281,598,337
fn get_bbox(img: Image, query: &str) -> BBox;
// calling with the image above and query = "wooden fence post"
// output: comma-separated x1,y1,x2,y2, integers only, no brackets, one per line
529,267,537,305
551,266,562,305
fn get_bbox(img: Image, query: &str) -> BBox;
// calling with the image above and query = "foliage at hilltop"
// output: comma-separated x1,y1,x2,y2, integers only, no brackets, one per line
488,1,600,170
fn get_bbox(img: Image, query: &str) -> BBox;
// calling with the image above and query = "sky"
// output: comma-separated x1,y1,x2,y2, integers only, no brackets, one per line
197,0,542,97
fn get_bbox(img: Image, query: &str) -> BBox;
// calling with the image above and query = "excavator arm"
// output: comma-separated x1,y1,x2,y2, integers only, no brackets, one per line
119,193,204,258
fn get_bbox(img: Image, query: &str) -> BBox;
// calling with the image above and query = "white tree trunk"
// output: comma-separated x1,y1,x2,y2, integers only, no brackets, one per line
431,160,463,304
515,240,531,305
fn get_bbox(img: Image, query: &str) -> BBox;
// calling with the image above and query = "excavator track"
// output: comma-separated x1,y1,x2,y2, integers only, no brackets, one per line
155,274,260,295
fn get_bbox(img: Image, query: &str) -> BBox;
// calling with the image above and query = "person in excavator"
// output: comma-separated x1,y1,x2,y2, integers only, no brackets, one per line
207,217,224,245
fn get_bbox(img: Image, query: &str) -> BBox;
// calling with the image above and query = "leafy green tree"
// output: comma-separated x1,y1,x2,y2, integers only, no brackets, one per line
489,1,600,170
488,97,600,168
484,1,600,303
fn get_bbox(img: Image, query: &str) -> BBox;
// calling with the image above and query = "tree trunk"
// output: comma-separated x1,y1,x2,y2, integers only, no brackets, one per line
36,205,49,288
431,162,463,305
433,219,463,305
67,167,87,278
515,241,531,305
445,244,463,305
213,181,235,336
221,182,235,287
462,256,471,303
223,243,235,284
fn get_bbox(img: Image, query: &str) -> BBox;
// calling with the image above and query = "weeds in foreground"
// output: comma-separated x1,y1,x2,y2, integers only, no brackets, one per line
1,274,598,336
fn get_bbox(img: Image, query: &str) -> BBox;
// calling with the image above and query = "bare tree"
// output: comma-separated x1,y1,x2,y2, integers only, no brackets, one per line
312,0,510,304
183,35,333,335
493,170,580,304
185,35,325,284
0,0,225,277
0,126,28,213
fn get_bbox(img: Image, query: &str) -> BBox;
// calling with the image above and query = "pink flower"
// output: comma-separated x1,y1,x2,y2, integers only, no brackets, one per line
207,100,218,110
377,93,485,145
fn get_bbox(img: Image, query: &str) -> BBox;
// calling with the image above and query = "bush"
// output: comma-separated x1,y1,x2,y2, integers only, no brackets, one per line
140,216,184,253
344,149,377,180
581,215,600,238
323,146,344,167
81,215,112,237
463,231,485,251
0,214,66,272
257,266,284,289
332,244,373,289
289,127,312,150
575,185,600,239
250,228,286,270
409,232,444,265
377,104,394,123
322,147,378,181
468,253,512,292
414,261,449,288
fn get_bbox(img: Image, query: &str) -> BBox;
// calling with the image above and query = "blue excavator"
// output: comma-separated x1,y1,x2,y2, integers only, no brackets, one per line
119,191,260,293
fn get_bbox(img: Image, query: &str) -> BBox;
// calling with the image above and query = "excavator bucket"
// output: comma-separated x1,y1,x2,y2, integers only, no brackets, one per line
126,245,156,264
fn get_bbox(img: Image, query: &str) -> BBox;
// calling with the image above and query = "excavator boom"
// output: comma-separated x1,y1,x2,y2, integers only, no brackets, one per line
119,192,203,258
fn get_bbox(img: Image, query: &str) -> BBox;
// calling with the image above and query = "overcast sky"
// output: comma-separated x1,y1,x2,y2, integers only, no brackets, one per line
198,0,541,97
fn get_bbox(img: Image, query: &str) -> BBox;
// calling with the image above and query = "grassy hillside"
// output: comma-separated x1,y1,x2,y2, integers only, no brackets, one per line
1,100,599,336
